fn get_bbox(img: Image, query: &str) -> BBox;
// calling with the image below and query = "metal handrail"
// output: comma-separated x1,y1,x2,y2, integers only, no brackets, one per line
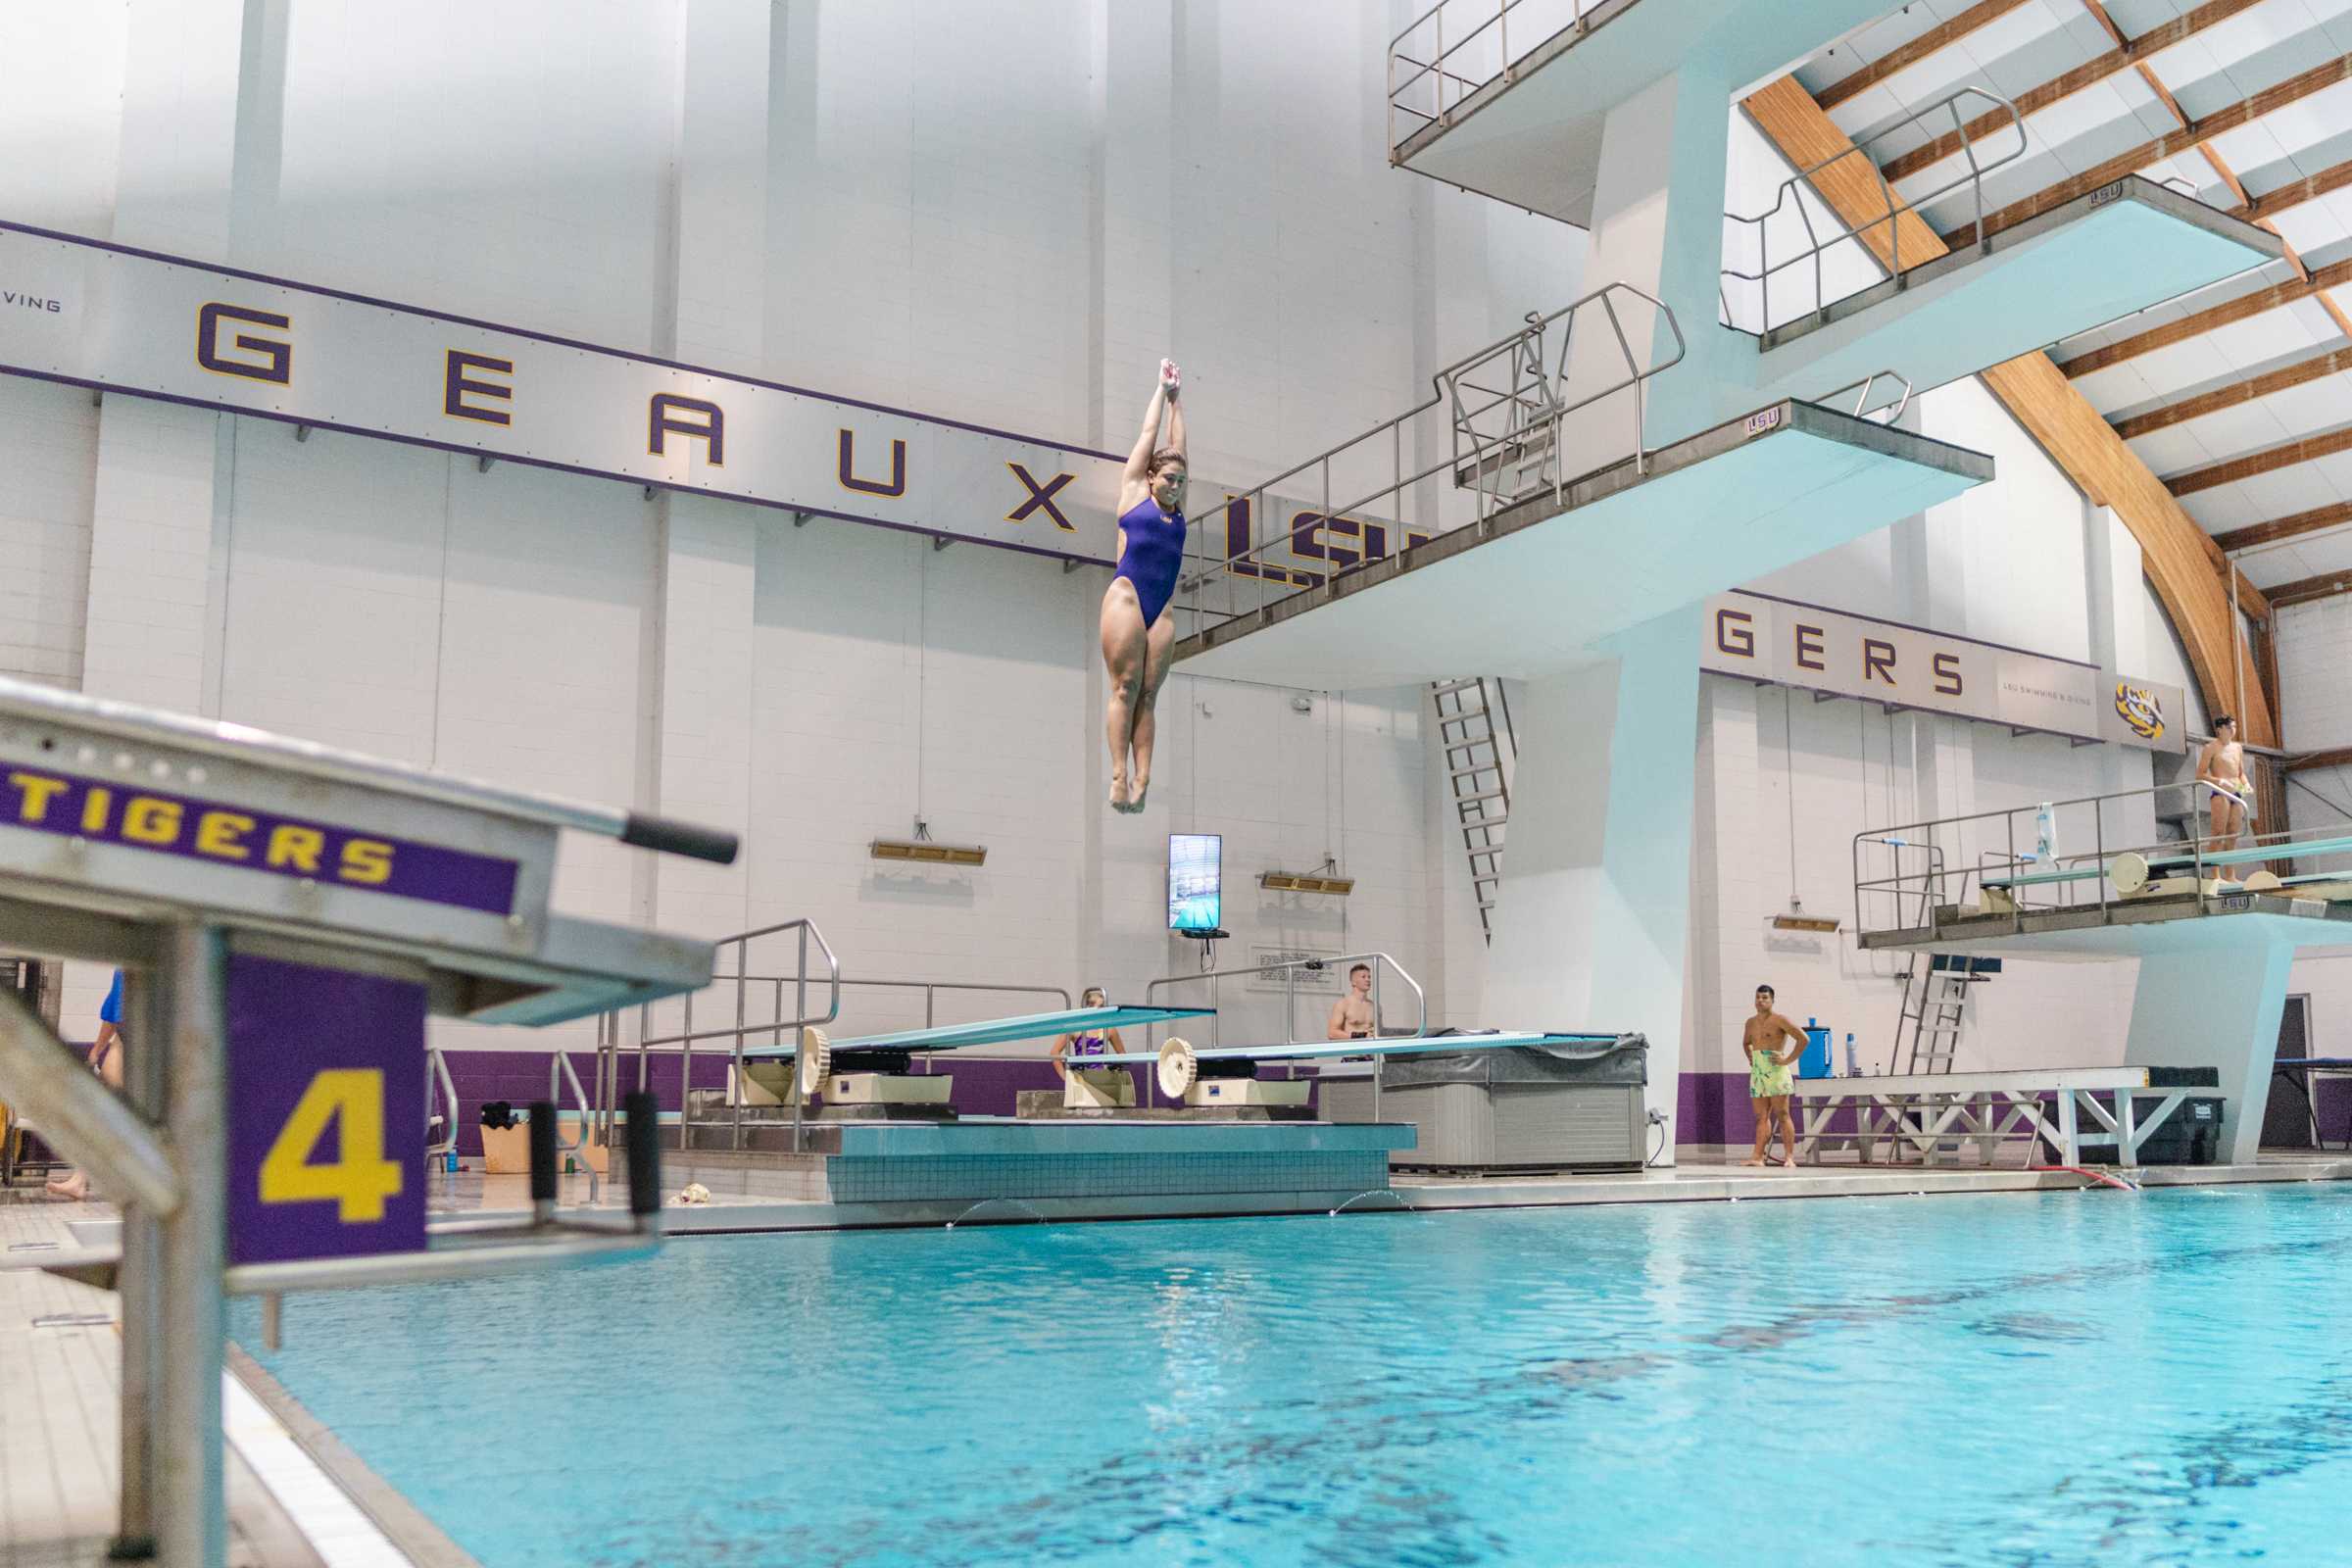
1851,778,2303,944
1388,0,1602,155
1173,282,1684,631
1721,84,2027,335
424,1045,460,1161
1820,368,1915,425
1143,951,1427,1050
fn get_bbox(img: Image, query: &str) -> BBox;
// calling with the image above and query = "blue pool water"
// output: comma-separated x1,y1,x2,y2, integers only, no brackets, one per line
238,1185,2352,1567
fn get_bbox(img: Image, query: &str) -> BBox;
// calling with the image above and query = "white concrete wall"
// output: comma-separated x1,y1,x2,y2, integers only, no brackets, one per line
2277,595,2352,1058
0,0,1572,1052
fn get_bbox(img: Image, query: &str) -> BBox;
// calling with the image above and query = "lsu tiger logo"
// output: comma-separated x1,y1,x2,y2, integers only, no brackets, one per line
2114,681,2165,742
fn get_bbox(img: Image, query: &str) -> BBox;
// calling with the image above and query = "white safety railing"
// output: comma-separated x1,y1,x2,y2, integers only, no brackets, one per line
1172,282,1684,632
1388,0,1607,156
1851,778,2328,944
1721,84,2027,335
593,918,1091,1154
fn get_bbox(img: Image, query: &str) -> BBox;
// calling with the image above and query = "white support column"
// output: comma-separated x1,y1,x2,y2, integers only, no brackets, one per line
2123,930,2293,1165
1557,62,1749,481
1485,605,1702,1152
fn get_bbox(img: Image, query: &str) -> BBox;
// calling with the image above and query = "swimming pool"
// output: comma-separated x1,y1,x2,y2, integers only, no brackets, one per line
238,1185,2352,1567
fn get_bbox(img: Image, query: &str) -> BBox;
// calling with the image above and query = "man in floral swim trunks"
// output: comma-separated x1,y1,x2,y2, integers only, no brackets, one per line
1742,984,1807,1169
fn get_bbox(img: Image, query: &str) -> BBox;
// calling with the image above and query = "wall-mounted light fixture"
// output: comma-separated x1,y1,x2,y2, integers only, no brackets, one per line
871,818,985,866
1260,869,1354,896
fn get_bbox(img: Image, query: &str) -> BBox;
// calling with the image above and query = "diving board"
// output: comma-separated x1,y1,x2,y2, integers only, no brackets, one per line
737,1004,1210,1059
1172,401,1990,691
1750,179,2280,406
1856,784,2352,1166
1082,1029,1631,1097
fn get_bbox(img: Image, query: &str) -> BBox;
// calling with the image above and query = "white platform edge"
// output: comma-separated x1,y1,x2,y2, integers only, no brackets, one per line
223,1368,414,1568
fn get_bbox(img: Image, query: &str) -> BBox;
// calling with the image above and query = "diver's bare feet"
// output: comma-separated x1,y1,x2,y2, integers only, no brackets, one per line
1128,776,1149,812
1740,1156,1766,1167
45,1171,88,1200
1779,1156,1796,1169
1109,772,1129,811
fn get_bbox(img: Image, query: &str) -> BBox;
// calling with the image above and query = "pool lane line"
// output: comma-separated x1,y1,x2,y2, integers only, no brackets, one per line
227,1344,481,1568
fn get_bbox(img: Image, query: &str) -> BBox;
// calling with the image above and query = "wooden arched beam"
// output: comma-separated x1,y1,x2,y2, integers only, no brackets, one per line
1741,76,2278,747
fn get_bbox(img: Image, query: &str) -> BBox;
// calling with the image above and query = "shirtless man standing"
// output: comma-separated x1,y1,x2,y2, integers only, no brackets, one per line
1326,962,1376,1042
2195,713,2253,852
1742,984,1807,1169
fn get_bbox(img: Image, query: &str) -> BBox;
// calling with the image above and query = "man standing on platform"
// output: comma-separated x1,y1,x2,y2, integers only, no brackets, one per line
1742,984,1806,1169
2196,714,2254,852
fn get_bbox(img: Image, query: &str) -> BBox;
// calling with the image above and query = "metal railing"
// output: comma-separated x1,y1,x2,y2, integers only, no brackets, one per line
1173,282,1684,632
424,1046,460,1164
1388,0,1604,155
1721,84,2027,336
1822,368,1915,426
1851,779,2312,944
1143,950,1429,1114
591,916,1089,1155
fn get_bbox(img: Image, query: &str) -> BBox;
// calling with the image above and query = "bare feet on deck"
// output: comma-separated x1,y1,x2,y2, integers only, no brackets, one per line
1779,1156,1796,1170
44,1171,89,1200
1740,1157,1766,1167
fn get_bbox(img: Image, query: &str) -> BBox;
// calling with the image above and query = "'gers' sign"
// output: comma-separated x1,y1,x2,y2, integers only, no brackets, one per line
1701,591,2185,752
0,220,1132,564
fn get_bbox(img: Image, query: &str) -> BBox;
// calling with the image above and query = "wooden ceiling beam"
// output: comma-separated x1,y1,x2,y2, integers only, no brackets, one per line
1937,53,2352,250
1816,0,2037,111
2057,259,2352,378
2166,425,2352,496
2268,567,2352,609
2111,343,2352,440
1879,0,2265,184
2214,499,2352,553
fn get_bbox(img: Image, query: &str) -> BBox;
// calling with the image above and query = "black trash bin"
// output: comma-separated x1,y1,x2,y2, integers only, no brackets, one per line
2131,1095,2225,1165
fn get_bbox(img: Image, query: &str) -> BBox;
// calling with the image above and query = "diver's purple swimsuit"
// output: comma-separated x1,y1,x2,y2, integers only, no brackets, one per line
1114,497,1186,627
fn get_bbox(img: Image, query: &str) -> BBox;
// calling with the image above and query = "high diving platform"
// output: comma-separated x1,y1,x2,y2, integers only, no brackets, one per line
1388,0,1910,226
1174,394,1990,690
1748,177,2283,406
1851,783,2352,1167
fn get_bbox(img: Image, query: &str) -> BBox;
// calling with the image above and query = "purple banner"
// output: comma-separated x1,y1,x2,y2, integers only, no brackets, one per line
1,762,516,914
226,954,428,1265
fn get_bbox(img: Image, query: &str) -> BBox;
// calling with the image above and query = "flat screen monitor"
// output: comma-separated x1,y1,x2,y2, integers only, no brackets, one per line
1167,833,1222,933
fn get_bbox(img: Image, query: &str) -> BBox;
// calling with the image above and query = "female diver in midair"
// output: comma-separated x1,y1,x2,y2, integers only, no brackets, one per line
1101,359,1187,813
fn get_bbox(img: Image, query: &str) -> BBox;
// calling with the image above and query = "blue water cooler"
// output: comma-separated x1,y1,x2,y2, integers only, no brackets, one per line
1798,1018,1833,1079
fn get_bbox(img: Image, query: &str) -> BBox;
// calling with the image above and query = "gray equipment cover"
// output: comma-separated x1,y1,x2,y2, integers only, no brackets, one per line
1373,1033,1647,1089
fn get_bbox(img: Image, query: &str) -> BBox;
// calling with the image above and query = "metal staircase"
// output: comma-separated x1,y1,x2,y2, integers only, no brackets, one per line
1892,954,1998,1074
1431,676,1514,941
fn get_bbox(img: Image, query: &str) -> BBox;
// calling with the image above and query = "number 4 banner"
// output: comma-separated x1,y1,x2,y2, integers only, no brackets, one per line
226,953,428,1265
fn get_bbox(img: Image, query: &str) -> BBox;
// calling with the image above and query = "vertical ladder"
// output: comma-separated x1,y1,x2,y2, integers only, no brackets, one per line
1893,955,1991,1074
1431,677,1514,942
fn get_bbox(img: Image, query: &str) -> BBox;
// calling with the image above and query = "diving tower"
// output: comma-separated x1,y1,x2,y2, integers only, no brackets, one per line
1178,1,2283,1162
1853,785,2352,1166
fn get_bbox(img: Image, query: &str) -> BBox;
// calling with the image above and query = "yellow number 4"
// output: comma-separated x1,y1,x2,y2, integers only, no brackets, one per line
259,1069,405,1223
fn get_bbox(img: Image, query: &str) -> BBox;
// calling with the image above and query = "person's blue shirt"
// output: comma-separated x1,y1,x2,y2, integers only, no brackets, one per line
99,969,123,1026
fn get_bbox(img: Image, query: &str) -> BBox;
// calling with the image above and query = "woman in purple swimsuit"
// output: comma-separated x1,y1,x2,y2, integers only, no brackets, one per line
1100,360,1188,813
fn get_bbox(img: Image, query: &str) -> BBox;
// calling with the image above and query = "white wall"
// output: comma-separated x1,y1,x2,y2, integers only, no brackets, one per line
2278,595,2352,1058
0,0,1574,1051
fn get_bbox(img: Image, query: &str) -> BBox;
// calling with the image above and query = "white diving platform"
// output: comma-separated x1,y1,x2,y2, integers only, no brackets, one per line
1854,789,2352,1166
1790,1067,2207,1170
1389,0,1899,225
1173,399,1989,690
1750,178,2283,406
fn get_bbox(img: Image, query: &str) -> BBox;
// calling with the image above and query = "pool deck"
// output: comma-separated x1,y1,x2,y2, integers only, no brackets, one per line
5,1149,2348,1567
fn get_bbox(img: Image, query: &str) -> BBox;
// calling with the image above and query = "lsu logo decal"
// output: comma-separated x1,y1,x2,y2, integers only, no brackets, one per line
2114,681,2165,742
